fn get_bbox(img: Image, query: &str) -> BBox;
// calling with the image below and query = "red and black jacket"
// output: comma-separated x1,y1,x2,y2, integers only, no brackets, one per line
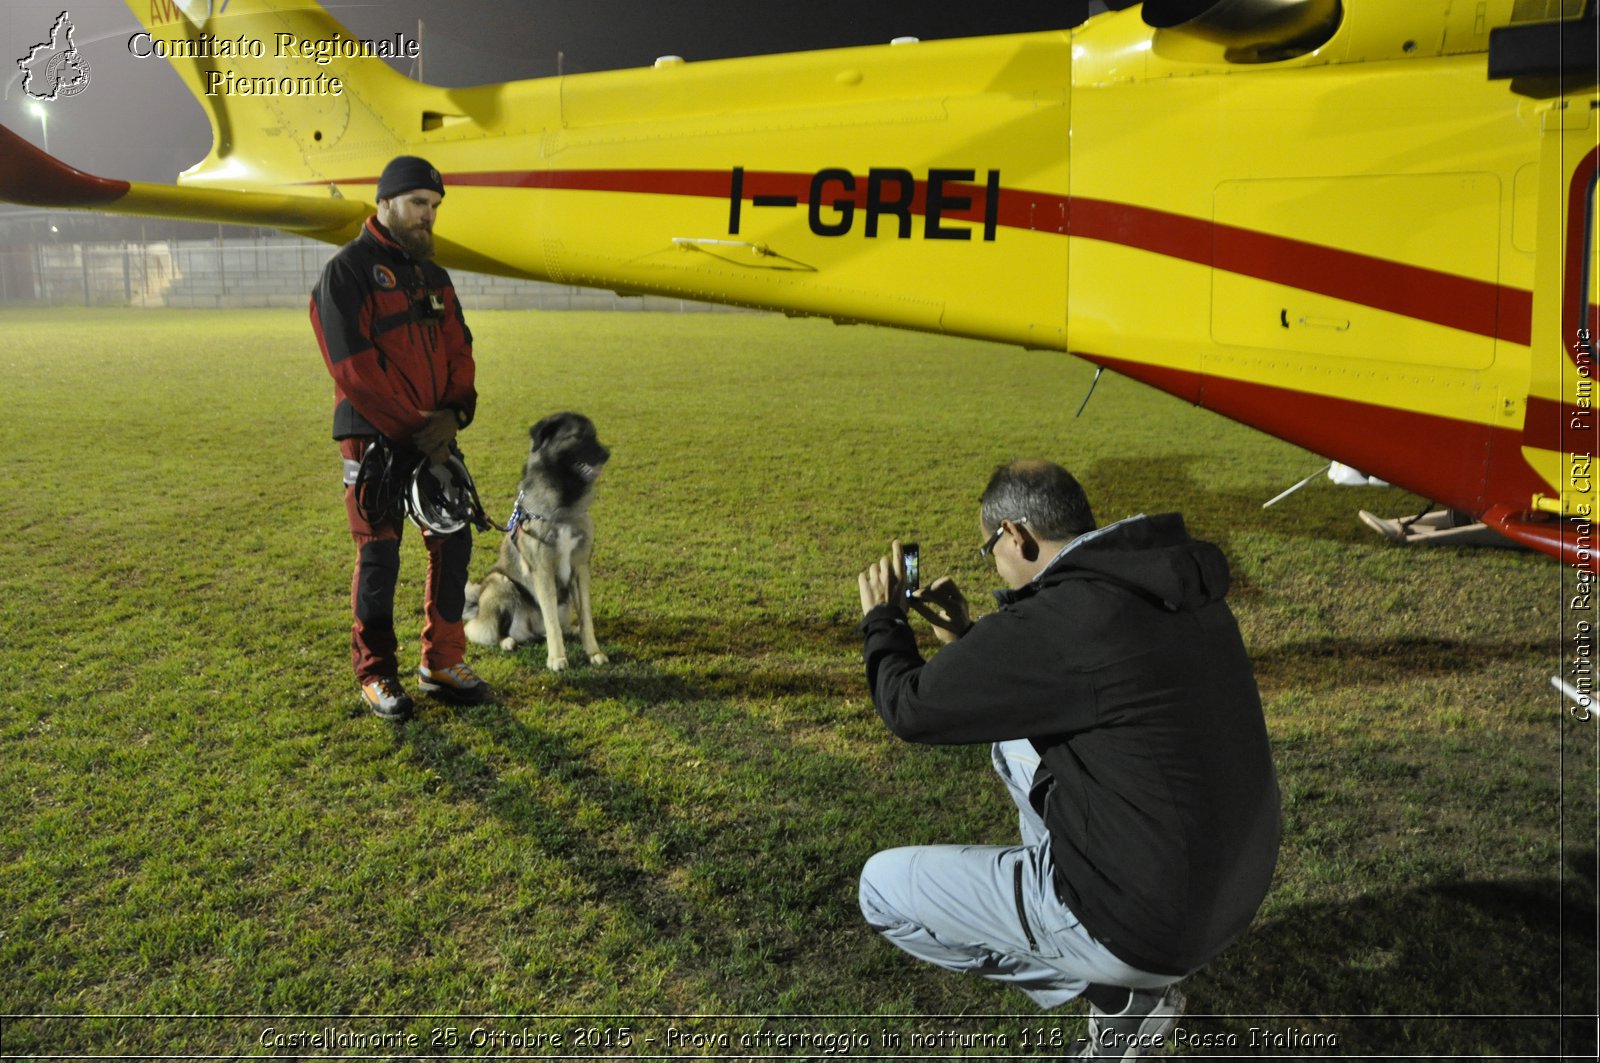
310,216,477,443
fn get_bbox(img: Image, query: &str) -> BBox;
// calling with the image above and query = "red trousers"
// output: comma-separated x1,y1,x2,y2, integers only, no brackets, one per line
339,437,472,681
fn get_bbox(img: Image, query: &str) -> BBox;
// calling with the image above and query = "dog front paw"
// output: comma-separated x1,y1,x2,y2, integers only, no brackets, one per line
499,637,517,652
546,654,569,671
589,651,609,665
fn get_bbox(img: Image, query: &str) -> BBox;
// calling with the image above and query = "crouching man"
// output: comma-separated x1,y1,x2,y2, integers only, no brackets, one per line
854,460,1280,1059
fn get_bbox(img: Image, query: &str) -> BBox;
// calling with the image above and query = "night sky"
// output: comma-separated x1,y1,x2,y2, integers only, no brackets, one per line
2,1,1103,192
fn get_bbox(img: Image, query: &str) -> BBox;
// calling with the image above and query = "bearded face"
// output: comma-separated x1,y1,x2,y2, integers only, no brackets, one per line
377,189,440,260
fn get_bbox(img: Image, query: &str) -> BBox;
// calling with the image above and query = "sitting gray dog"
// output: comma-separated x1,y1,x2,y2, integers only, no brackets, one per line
464,412,609,671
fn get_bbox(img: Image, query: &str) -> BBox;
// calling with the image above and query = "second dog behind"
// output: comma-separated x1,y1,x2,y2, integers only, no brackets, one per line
464,412,610,671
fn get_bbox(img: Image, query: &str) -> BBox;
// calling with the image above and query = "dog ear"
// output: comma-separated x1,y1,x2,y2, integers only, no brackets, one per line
529,416,558,449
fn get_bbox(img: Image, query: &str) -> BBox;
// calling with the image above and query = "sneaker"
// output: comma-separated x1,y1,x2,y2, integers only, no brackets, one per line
360,675,414,721
417,662,493,705
1072,986,1185,1059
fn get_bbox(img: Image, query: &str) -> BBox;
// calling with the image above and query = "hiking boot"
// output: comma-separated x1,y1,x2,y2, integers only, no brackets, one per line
360,675,414,721
417,662,494,705
1072,986,1185,1059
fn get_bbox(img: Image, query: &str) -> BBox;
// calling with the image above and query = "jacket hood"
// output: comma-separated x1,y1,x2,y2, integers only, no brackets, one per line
1013,513,1232,612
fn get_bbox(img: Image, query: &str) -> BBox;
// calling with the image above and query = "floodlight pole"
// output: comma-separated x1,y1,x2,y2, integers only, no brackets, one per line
27,102,49,154
27,103,56,243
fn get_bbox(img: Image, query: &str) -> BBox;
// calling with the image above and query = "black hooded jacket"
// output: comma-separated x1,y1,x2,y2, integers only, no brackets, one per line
860,513,1280,976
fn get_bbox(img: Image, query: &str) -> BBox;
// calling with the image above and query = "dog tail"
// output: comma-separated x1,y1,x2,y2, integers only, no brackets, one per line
463,580,506,647
464,616,497,647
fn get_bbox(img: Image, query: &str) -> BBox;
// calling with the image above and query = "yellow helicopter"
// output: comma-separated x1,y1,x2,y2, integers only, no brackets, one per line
2,0,1596,567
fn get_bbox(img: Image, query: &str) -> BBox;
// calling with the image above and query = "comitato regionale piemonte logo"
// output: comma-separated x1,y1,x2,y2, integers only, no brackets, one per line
17,11,92,101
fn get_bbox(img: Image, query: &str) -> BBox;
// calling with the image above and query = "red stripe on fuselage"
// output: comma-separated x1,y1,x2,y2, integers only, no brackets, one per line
393,167,1532,346
1065,197,1530,346
445,169,736,197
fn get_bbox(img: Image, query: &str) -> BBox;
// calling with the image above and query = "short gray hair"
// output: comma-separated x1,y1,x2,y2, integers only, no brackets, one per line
980,460,1097,542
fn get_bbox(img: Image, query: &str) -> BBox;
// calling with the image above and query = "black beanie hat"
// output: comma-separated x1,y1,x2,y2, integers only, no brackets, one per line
376,155,445,201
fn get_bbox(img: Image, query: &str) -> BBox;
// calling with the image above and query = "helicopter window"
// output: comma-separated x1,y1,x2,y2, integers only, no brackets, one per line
1583,166,1599,356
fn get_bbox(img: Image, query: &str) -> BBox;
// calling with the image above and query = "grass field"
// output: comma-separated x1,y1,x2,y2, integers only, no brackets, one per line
0,307,1594,1059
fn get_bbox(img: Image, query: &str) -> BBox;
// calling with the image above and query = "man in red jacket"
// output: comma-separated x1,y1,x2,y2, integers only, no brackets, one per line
311,155,492,720
856,460,1279,1059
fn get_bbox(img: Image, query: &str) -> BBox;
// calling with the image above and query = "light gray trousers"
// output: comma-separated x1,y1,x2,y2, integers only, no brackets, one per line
858,739,1180,1009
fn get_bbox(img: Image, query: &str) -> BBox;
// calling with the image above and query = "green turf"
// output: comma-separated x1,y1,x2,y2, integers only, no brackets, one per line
0,307,1593,1058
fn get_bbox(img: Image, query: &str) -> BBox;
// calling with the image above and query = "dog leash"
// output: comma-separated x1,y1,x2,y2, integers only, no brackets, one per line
505,489,526,540
505,489,547,542
505,489,565,547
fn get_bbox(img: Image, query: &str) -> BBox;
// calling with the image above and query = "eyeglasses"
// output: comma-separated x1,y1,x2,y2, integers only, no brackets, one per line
979,518,1027,558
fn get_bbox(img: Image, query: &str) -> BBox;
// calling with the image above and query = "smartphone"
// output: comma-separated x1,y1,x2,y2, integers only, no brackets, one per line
901,542,920,599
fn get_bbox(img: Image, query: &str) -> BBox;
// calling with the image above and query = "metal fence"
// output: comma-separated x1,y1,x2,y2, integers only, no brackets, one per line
0,236,748,313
